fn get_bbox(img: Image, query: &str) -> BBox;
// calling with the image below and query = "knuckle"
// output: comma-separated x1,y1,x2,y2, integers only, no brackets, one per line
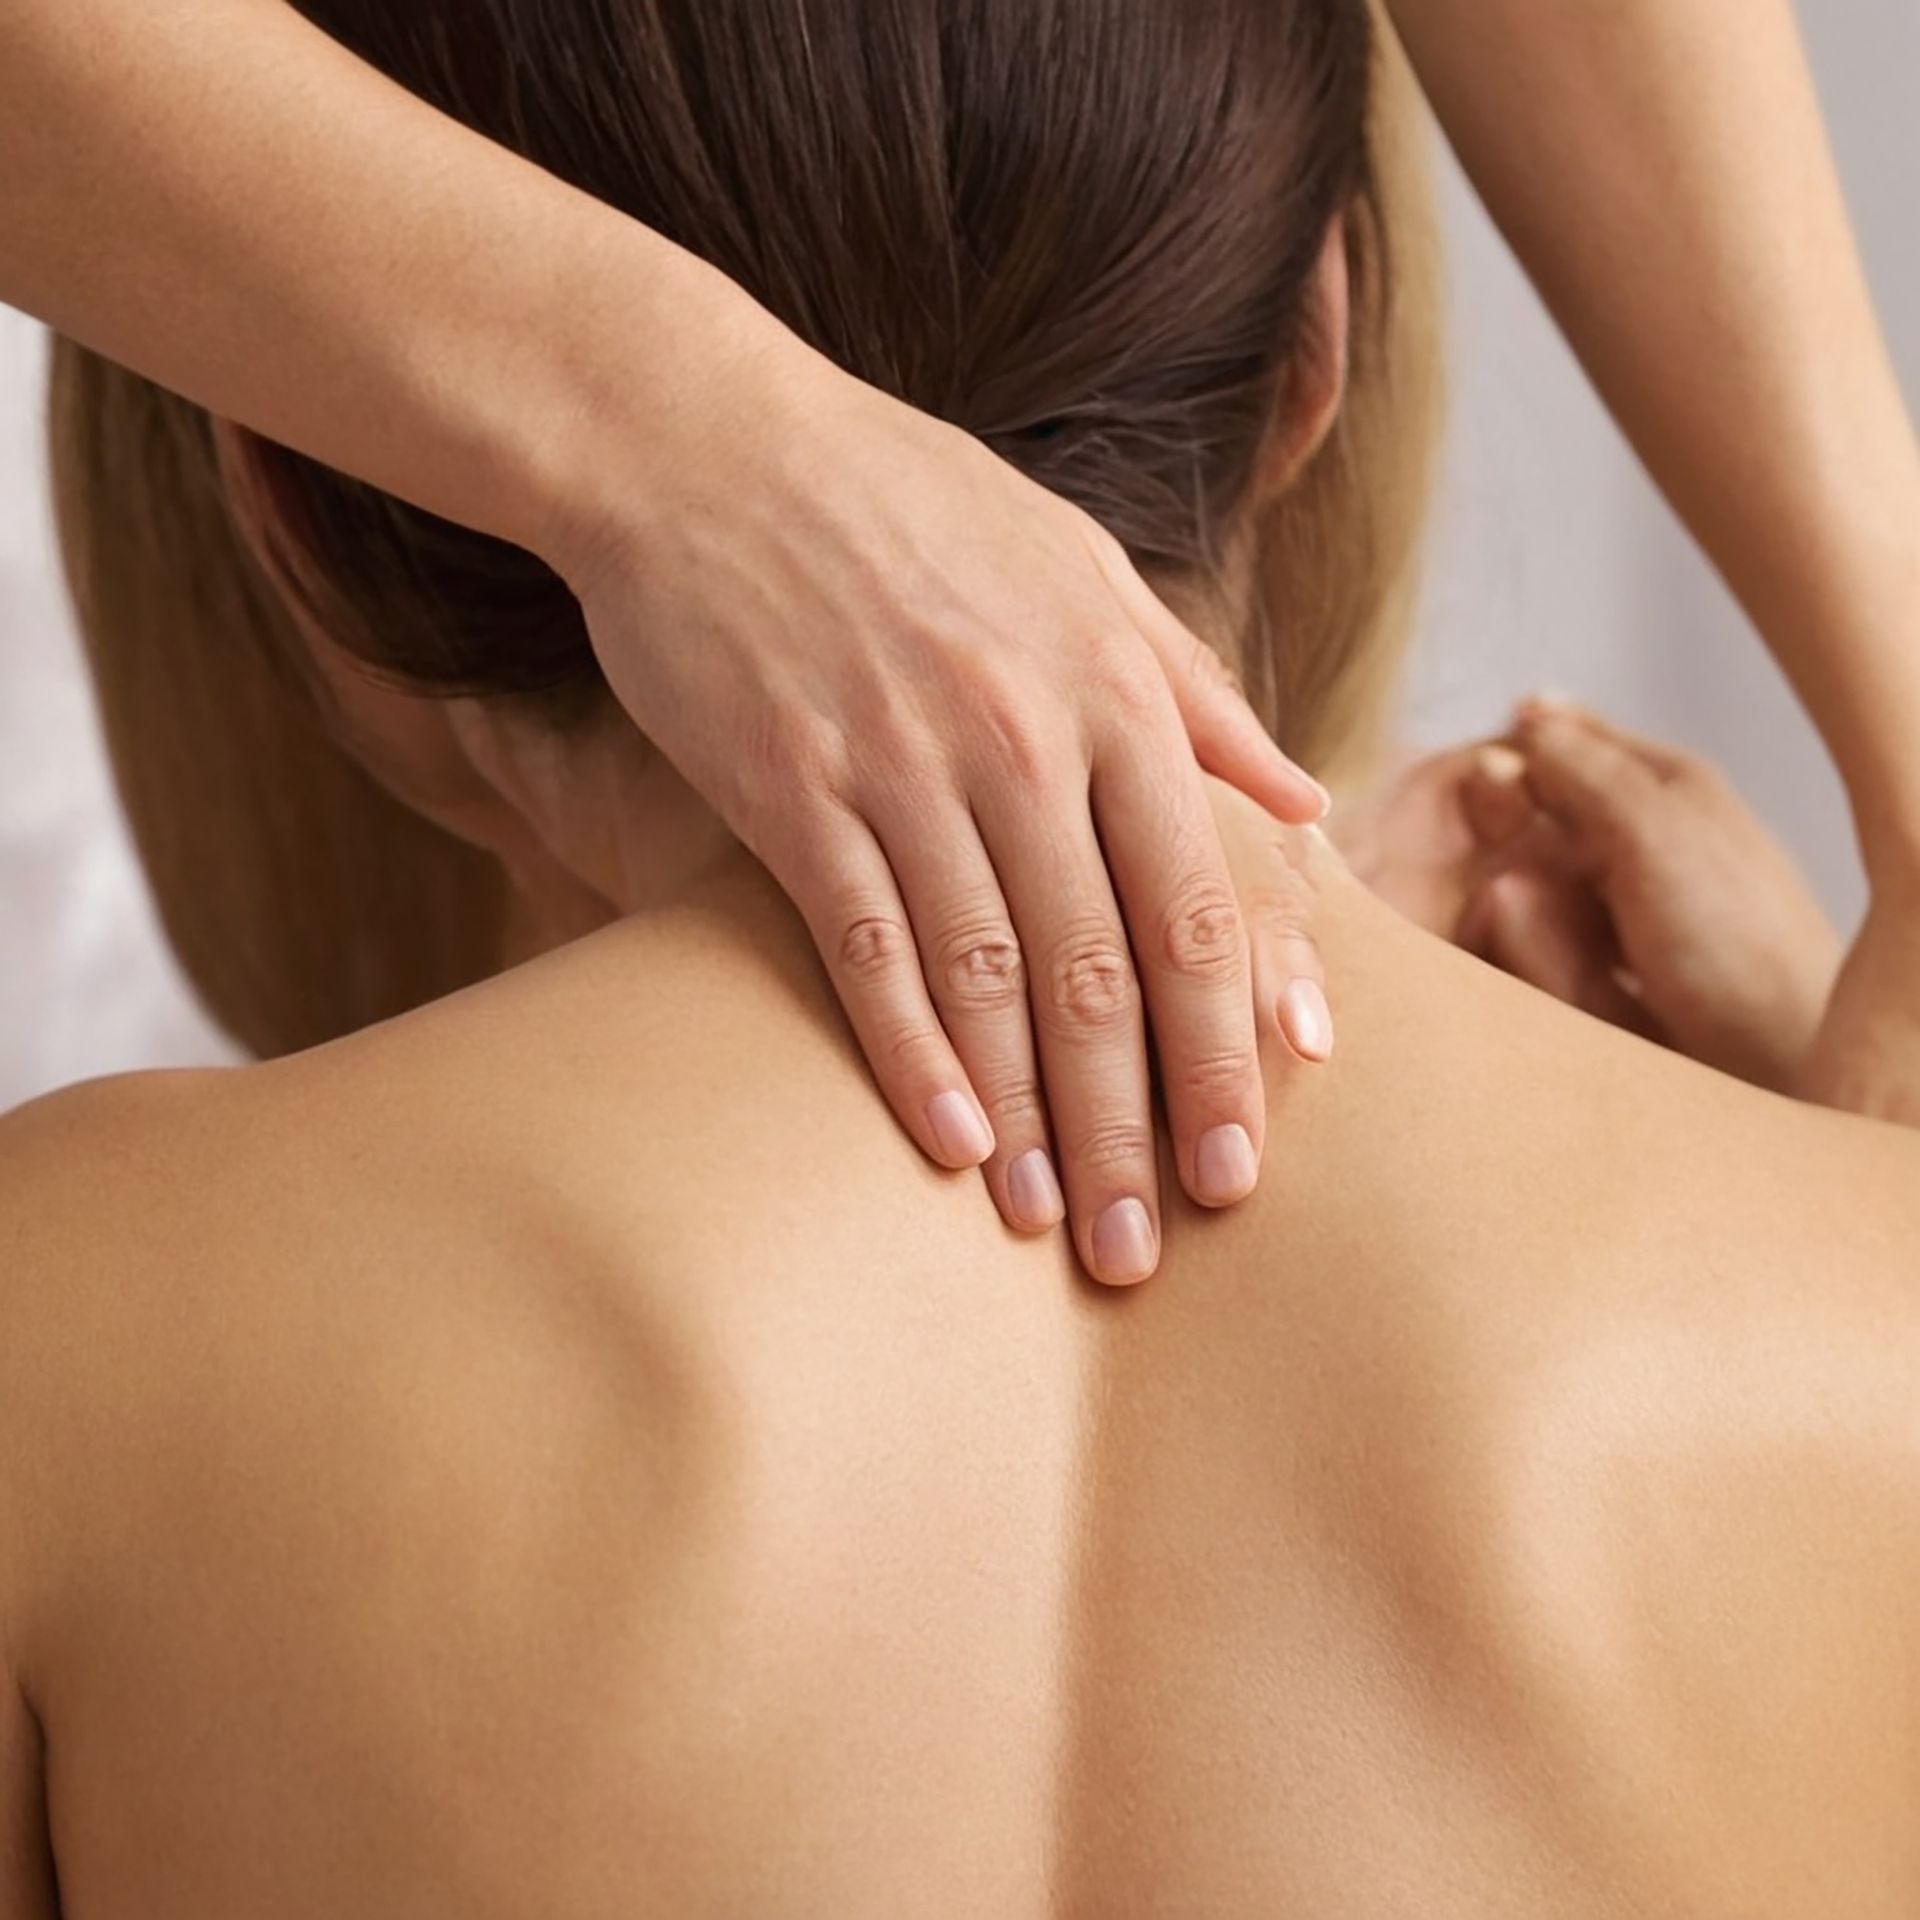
1069,1118,1157,1180
974,1070,1046,1132
836,909,915,983
850,677,940,775
875,1017,949,1081
1041,922,1141,1035
766,711,851,794
969,689,1067,788
935,918,1028,1012
765,790,855,869
1087,635,1163,718
1175,1046,1261,1105
734,732,853,859
1159,878,1245,981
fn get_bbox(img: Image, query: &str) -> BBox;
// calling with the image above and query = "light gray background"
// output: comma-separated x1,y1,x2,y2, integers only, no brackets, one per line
2,6,1915,1109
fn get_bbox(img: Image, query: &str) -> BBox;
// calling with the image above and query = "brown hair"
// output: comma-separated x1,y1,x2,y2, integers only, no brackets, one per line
51,0,1442,1057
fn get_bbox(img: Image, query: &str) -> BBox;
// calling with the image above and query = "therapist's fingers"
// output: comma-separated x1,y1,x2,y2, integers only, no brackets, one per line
1514,695,1695,781
867,791,1066,1236
1091,693,1269,1222
1507,703,1670,871
973,764,1165,1286
1227,820,1336,1064
771,797,997,1174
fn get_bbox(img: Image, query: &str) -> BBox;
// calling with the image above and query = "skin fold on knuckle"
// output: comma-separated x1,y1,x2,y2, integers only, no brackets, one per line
971,1070,1047,1133
835,910,916,984
1159,878,1246,983
1067,1118,1158,1184
872,1015,953,1086
1040,922,1141,1038
1175,1046,1262,1109
933,918,1027,1014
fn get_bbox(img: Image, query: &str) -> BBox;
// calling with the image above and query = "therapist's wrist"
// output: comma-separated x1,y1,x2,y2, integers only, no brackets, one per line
1849,740,1920,895
1862,818,1920,910
513,227,823,590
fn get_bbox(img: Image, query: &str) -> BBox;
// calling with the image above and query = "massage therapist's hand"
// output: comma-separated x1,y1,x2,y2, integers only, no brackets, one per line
1485,699,1843,1093
558,342,1333,1285
1330,739,1542,939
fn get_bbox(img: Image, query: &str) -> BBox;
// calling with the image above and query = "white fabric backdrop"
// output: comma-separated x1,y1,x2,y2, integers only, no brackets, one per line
2,4,1914,1109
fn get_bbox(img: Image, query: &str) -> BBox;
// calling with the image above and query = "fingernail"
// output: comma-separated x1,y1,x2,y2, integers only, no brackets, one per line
1475,744,1527,785
1006,1149,1066,1230
1279,979,1335,1062
1304,775,1335,820
1194,1123,1258,1207
927,1090,994,1167
1091,1198,1158,1285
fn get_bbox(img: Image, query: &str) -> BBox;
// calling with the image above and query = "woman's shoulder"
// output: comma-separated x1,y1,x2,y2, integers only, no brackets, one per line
0,1066,236,1283
0,1066,244,1668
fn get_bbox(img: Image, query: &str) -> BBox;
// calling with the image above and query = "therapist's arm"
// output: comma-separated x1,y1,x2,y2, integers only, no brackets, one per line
0,0,758,558
1390,0,1920,1119
1390,0,1920,875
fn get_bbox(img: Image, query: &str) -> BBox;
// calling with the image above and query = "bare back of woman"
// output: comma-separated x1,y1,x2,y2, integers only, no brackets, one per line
4,833,1916,1916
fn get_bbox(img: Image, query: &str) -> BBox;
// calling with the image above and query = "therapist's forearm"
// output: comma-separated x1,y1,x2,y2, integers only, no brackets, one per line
0,0,776,566
1390,0,1920,870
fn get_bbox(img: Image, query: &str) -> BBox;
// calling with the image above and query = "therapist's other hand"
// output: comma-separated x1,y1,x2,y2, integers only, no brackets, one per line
1332,738,1540,938
564,353,1330,1285
1492,699,1843,1092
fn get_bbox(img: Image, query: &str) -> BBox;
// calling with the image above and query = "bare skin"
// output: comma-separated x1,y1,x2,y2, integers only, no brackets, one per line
4,813,1918,1916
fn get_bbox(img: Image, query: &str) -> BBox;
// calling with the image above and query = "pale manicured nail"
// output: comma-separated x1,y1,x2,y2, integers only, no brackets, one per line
1006,1149,1066,1231
1091,1198,1158,1285
1280,979,1335,1062
1194,1123,1258,1207
927,1090,994,1167
1304,775,1335,820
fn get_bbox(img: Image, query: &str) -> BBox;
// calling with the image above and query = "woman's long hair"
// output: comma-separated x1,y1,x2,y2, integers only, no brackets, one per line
50,0,1443,1059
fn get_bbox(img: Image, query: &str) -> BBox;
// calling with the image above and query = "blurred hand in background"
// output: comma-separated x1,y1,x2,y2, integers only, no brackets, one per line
1340,697,1845,1099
